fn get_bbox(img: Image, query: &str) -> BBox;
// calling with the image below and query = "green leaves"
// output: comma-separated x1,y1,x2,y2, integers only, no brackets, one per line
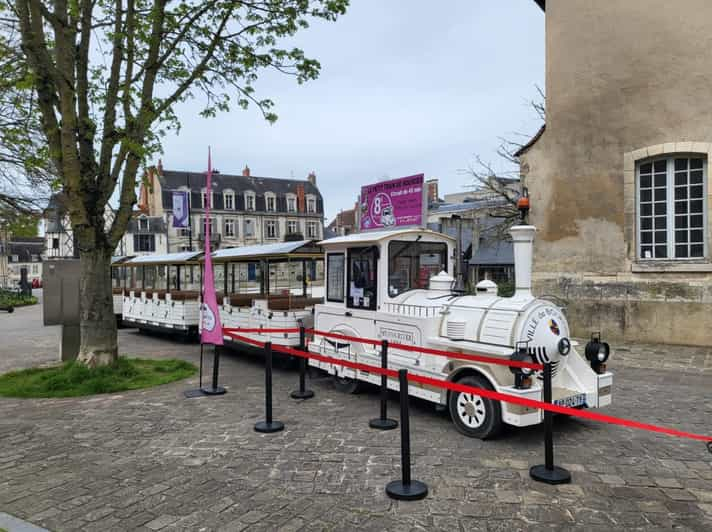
4,0,349,247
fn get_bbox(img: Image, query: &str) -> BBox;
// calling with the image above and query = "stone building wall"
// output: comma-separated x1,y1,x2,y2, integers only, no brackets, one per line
520,0,712,346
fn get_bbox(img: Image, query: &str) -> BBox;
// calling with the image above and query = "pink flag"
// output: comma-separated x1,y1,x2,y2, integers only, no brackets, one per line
200,147,224,345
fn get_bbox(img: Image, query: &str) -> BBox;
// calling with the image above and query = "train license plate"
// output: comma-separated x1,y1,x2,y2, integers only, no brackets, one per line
554,393,586,408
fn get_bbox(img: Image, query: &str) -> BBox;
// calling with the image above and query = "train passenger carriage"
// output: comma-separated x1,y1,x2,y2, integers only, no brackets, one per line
110,255,133,322
120,251,204,335
309,224,614,439
209,240,324,347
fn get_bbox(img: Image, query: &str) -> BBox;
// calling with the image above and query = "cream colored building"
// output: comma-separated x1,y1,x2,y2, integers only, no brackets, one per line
518,0,712,346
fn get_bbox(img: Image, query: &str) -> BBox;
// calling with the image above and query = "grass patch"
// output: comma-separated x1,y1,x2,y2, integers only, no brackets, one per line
0,357,196,398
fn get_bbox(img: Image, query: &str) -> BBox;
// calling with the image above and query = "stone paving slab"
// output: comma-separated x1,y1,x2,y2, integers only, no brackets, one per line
0,303,711,530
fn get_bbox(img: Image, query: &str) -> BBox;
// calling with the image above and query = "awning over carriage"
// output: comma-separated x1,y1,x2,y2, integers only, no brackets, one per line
211,240,322,262
125,251,204,265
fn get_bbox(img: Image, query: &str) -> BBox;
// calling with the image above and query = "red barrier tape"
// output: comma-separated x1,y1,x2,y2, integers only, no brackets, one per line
223,327,300,334
307,328,542,371
224,330,712,444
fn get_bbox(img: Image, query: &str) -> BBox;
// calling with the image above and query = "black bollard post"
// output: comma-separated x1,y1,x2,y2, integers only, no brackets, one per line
255,342,284,433
290,325,315,400
386,369,428,501
201,345,227,395
183,343,209,398
530,362,571,484
199,343,204,388
369,340,398,430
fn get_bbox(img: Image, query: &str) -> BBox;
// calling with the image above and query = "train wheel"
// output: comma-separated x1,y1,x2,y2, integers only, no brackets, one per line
333,373,361,394
448,374,502,439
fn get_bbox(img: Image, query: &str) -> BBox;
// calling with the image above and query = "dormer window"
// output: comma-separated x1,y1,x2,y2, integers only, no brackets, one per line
306,195,317,213
265,192,276,212
201,188,213,209
223,190,235,210
244,191,255,211
138,216,149,232
286,194,297,212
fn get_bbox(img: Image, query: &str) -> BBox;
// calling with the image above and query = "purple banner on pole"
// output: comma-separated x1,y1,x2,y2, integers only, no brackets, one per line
200,148,224,346
172,191,189,228
359,174,425,231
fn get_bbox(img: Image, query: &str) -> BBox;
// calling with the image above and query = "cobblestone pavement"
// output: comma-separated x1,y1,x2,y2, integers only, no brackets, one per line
0,305,711,531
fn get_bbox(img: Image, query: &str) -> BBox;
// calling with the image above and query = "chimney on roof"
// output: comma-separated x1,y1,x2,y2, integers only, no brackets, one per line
426,178,439,204
157,159,163,174
307,171,316,185
242,165,250,177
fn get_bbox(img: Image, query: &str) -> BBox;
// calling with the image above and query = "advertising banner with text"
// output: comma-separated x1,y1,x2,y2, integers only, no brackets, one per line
359,174,425,231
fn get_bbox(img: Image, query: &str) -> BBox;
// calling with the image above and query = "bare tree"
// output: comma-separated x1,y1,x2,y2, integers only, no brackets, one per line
459,88,546,240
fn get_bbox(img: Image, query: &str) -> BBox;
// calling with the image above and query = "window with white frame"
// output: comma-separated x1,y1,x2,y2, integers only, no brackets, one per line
200,217,215,235
287,220,298,234
306,195,316,213
244,192,255,211
306,221,319,238
244,218,255,237
201,189,213,209
138,216,149,231
224,218,236,237
265,193,276,212
265,219,278,239
223,191,235,210
286,195,297,212
637,155,707,260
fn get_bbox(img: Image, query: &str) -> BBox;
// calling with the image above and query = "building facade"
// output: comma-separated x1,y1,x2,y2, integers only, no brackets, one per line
5,237,44,286
325,203,358,238
43,194,167,259
518,0,712,346
138,164,324,251
115,215,168,257
44,193,76,259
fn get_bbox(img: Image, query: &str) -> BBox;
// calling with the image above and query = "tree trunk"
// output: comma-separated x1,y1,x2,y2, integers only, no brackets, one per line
76,246,118,367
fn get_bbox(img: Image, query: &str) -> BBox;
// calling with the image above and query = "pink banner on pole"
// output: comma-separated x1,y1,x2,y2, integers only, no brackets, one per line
359,174,425,231
200,147,224,345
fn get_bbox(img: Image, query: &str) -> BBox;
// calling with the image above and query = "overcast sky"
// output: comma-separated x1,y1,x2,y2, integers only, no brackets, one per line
160,0,545,221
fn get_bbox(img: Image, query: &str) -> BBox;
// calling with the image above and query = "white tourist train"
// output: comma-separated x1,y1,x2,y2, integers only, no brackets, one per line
112,241,324,346
308,224,614,439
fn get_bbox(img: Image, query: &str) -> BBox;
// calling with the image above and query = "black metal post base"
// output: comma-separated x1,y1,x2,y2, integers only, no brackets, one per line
201,386,227,396
385,480,428,501
529,465,571,485
254,420,285,433
290,389,315,400
369,417,398,430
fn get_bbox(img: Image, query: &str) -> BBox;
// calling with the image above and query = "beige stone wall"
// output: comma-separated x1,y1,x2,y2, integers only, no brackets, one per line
521,0,712,346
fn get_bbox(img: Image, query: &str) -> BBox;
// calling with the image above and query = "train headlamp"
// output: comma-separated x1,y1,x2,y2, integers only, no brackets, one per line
585,333,610,373
558,338,571,356
510,342,535,389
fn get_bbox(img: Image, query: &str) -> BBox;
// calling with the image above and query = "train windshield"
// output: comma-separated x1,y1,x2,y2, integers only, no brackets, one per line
388,240,447,297
347,247,378,310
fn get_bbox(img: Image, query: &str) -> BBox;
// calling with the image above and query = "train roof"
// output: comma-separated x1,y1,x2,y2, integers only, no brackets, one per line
125,250,204,265
318,228,455,246
211,240,322,262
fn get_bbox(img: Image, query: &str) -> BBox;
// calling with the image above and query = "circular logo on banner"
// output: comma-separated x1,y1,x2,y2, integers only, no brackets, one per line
201,304,216,332
370,192,395,227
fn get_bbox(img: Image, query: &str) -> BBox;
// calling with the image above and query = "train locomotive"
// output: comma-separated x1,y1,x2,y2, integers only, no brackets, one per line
308,224,613,439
